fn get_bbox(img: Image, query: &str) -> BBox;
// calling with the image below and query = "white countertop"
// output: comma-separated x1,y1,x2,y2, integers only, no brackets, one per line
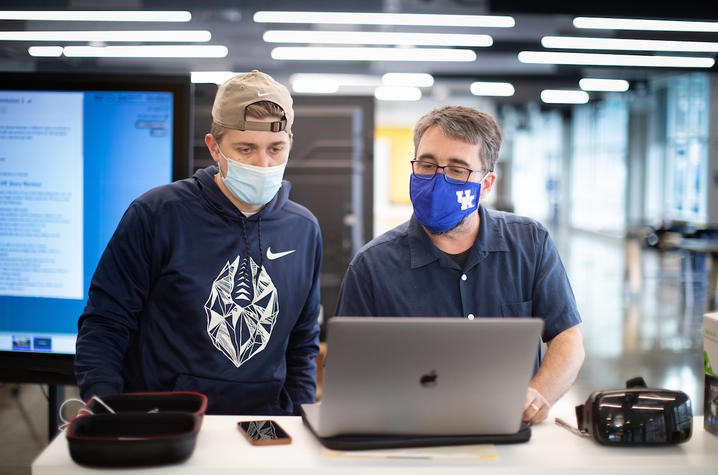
32,396,718,474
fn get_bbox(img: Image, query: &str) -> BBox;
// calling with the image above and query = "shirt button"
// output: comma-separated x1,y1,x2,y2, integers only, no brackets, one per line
467,314,475,320
461,274,467,281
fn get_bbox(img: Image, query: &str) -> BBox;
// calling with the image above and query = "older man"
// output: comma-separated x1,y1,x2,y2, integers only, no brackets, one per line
336,106,584,424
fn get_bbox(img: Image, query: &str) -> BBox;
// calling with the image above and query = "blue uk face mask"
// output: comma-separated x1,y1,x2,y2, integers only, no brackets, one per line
218,147,287,206
409,173,482,233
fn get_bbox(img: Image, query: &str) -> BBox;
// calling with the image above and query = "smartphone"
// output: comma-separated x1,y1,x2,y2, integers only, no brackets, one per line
237,420,292,446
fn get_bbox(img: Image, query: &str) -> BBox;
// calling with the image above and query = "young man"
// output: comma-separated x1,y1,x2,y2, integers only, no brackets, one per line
336,106,584,424
75,70,322,415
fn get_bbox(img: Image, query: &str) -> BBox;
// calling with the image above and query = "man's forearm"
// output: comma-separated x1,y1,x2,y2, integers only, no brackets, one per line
530,325,585,405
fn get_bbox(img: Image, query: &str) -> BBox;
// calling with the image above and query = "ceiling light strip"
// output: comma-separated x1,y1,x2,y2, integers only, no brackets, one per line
382,73,434,87
271,46,476,62
540,90,589,104
542,36,718,52
191,71,245,84
289,73,381,87
573,17,718,32
579,78,630,92
28,46,63,57
263,30,492,47
0,30,211,42
0,10,191,22
291,78,340,94
254,11,514,27
61,45,228,58
375,86,422,101
470,81,515,97
518,51,715,68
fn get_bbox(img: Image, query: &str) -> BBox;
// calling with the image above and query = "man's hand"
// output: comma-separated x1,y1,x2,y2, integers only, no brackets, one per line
522,325,585,425
523,386,550,424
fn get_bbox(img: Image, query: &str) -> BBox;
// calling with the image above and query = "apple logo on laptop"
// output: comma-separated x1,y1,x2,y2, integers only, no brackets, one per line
420,370,438,387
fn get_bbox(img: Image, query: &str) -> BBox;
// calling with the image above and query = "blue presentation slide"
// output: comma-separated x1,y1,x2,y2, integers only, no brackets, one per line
0,89,174,354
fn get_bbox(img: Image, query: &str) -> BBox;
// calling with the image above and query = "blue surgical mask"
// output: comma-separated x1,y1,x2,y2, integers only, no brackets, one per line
409,174,483,233
218,147,287,206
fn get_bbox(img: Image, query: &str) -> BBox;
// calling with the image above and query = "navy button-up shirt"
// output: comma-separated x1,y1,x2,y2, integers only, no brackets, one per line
335,206,581,343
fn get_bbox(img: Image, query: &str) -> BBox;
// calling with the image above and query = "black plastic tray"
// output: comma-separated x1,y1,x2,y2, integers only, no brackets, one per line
66,412,200,467
66,392,208,467
84,392,207,420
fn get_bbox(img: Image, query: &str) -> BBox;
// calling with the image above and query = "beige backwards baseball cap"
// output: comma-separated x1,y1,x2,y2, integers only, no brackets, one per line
211,70,293,132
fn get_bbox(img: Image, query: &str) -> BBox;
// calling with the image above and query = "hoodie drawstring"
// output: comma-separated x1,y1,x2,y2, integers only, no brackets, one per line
256,216,264,283
239,216,264,285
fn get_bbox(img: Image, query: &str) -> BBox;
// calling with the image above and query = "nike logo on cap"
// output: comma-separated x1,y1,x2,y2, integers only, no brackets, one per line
257,92,272,97
266,247,296,260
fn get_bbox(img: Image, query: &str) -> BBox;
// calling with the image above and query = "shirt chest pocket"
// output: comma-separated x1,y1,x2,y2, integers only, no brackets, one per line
500,300,533,317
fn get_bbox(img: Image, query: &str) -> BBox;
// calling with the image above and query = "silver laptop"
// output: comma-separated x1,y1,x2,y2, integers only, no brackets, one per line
302,317,543,437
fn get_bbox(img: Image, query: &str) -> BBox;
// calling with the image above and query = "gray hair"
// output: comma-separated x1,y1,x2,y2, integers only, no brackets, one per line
413,106,502,171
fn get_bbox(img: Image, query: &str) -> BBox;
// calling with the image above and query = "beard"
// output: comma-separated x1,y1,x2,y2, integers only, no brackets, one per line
426,209,477,236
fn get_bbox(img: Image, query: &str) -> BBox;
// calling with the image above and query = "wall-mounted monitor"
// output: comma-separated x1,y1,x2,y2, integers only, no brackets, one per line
0,72,192,383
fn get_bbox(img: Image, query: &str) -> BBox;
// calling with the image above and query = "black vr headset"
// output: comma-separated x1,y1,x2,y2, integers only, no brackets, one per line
575,377,692,446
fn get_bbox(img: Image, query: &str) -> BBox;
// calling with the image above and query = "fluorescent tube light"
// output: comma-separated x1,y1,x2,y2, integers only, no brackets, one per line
573,17,718,32
542,36,718,53
289,73,381,87
0,10,191,22
540,90,589,104
579,78,629,92
291,78,340,94
28,46,63,57
254,11,514,27
271,47,476,62
374,86,422,101
0,30,211,42
518,51,715,68
382,73,434,87
191,71,245,84
470,81,515,97
263,30,492,47
62,45,228,58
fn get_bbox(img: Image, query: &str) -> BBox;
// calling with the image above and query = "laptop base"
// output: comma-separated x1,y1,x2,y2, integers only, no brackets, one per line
301,411,531,451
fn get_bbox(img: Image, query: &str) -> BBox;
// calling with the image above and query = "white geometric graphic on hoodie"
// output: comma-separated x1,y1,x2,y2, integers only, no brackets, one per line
204,256,278,367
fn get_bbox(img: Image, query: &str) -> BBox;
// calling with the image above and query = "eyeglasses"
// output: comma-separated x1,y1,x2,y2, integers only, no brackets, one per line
411,160,486,185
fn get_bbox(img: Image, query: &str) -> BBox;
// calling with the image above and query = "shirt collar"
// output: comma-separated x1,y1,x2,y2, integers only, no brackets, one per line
474,205,509,253
407,206,508,270
407,215,440,269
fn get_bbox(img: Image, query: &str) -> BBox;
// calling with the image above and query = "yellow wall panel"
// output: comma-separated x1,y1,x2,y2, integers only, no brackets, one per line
375,127,414,204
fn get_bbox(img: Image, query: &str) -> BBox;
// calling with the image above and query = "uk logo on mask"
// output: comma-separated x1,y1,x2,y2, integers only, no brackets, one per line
456,190,476,210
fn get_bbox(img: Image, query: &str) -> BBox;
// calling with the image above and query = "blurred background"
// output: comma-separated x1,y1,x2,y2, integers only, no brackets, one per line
1,1,718,473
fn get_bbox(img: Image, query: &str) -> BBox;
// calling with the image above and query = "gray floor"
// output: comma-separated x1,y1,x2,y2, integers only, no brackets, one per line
565,230,706,407
0,384,79,475
0,230,711,475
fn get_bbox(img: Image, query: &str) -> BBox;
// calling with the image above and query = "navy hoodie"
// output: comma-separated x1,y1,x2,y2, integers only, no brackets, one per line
75,166,322,415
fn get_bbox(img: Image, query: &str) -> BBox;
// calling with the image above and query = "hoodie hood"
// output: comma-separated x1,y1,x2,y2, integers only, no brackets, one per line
193,165,291,222
192,165,293,284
